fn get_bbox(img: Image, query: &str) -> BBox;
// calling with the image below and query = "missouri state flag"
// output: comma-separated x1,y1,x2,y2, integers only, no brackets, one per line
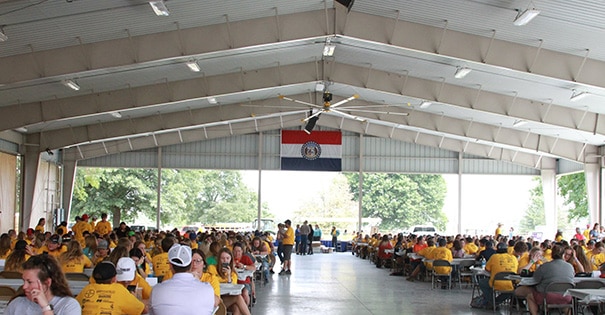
281,130,342,171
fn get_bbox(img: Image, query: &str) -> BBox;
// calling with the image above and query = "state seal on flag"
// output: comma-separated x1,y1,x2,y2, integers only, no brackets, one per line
301,141,321,160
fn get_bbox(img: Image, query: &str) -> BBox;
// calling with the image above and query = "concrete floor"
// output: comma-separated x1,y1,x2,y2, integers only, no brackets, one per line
253,252,509,315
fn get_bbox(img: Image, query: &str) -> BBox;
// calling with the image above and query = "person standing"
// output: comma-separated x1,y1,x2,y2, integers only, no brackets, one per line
298,221,310,256
35,218,46,233
313,224,322,241
494,223,503,239
94,213,112,237
279,219,294,275
331,226,339,250
307,223,314,255
276,223,285,267
294,224,301,255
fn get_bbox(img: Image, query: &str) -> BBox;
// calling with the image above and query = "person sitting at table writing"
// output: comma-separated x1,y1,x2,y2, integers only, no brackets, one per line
6,254,81,315
522,244,575,315
432,238,453,289
476,242,518,309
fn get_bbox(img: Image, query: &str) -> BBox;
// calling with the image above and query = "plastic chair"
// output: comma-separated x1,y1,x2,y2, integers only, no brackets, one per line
0,285,16,301
65,272,90,281
0,271,22,279
431,260,452,289
542,282,574,315
492,271,517,312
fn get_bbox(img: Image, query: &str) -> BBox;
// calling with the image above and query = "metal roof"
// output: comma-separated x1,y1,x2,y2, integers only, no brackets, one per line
0,0,604,170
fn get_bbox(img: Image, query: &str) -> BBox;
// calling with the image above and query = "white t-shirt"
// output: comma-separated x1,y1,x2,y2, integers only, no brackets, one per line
149,272,215,315
5,295,81,315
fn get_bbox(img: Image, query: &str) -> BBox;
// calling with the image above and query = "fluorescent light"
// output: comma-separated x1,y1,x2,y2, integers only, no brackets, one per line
0,27,7,42
570,90,588,102
149,1,170,16
15,127,27,133
513,9,540,26
315,82,325,92
419,101,432,109
454,67,471,79
62,79,80,91
186,61,201,72
513,119,527,127
323,44,335,57
208,97,218,104
110,112,122,118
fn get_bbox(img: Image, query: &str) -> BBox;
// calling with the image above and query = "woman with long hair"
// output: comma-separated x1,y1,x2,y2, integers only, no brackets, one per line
562,245,585,273
0,233,12,259
59,240,93,273
451,239,465,258
573,245,592,273
5,254,80,314
81,235,97,260
4,240,32,273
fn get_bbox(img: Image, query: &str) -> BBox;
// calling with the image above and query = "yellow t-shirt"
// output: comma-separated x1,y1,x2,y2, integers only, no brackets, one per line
464,243,479,255
0,249,11,259
72,221,93,245
418,245,436,269
152,252,173,280
283,226,295,245
129,274,152,300
431,246,453,274
35,224,45,233
39,245,67,258
586,251,605,270
61,255,93,273
518,252,542,272
94,221,112,236
486,253,518,291
76,282,145,315
201,272,221,296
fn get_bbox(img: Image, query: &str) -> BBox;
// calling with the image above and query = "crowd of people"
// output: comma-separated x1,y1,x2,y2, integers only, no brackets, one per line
349,223,605,315
0,214,303,315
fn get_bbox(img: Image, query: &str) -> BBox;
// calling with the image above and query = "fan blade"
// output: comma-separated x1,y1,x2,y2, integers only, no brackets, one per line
339,108,409,116
337,104,407,109
302,110,323,122
331,109,366,121
330,94,359,108
278,95,323,109
240,104,309,109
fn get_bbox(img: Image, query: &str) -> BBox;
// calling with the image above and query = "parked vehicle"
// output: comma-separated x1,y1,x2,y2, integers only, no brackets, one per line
407,225,439,236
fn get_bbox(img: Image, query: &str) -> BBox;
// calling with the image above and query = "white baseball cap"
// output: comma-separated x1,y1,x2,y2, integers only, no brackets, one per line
168,244,192,267
116,257,136,282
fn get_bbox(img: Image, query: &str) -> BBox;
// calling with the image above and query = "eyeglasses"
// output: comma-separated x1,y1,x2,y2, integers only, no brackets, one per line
192,259,204,264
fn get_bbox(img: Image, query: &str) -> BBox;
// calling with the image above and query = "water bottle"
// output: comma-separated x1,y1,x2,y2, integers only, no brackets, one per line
480,257,486,269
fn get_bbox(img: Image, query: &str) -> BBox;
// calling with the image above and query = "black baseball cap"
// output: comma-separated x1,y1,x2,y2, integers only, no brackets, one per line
93,261,117,281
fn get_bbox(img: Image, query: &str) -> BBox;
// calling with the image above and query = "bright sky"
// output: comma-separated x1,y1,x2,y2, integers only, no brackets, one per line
241,171,536,235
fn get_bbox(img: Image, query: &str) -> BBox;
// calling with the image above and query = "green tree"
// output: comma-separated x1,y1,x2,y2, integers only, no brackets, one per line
72,168,157,227
519,177,545,234
344,173,447,231
558,172,587,221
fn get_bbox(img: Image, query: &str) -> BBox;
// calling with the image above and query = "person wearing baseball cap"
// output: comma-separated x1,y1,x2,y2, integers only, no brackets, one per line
38,234,66,258
149,244,217,314
76,260,146,315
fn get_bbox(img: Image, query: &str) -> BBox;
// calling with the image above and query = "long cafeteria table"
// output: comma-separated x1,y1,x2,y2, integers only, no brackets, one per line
0,278,88,295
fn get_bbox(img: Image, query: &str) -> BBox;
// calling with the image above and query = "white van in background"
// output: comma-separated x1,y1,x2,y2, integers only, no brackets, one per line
407,225,439,236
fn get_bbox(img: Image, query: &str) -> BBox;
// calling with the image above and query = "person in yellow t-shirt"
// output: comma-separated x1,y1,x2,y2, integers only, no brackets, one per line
586,241,605,270
477,242,518,308
407,239,436,281
495,223,503,238
518,247,544,274
463,237,479,255
432,238,453,288
59,240,93,273
0,234,11,259
72,214,93,246
35,218,46,233
280,219,295,275
77,260,146,315
152,237,175,281
94,213,112,237
39,234,67,258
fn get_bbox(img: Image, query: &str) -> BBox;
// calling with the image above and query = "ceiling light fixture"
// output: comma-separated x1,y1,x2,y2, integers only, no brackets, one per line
185,61,201,72
0,27,7,42
454,67,471,79
419,101,432,109
315,82,325,92
110,112,122,119
62,79,80,91
149,1,170,16
513,119,527,127
513,8,540,26
323,38,335,57
208,97,218,104
570,90,588,102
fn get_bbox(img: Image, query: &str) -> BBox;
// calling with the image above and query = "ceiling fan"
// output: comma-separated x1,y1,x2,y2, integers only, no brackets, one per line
278,90,410,133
